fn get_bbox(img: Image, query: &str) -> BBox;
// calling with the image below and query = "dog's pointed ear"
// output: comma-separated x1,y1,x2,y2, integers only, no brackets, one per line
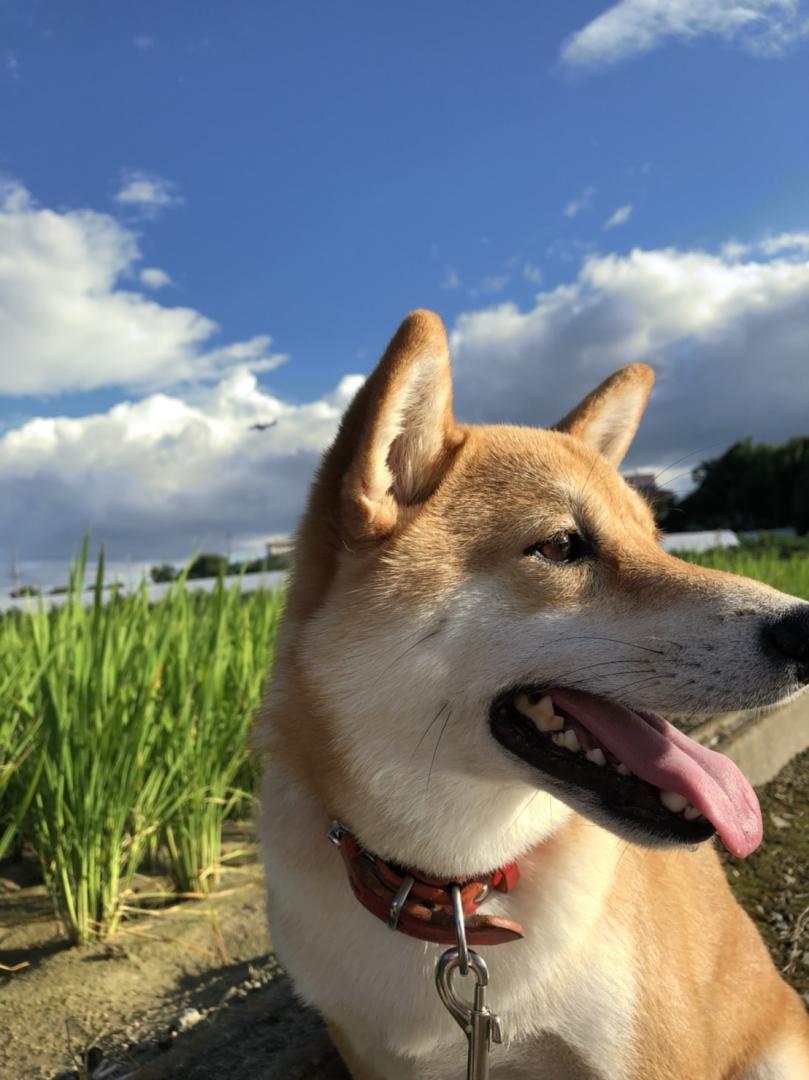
554,363,655,467
341,310,462,539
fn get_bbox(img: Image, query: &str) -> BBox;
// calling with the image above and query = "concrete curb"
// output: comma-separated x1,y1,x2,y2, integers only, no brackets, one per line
691,694,809,787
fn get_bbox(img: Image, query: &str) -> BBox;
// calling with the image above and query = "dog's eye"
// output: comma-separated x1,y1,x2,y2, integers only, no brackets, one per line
525,531,589,563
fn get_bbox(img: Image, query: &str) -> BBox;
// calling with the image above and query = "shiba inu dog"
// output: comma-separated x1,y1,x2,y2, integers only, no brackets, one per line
257,310,809,1078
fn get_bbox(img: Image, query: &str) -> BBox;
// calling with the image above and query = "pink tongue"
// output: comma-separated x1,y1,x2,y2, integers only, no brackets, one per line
550,689,763,858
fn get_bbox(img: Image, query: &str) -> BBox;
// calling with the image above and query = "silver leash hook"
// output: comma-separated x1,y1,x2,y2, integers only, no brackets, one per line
450,883,470,975
435,948,503,1080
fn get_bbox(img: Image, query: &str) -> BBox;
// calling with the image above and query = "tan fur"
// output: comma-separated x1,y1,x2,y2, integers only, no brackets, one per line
258,311,809,1078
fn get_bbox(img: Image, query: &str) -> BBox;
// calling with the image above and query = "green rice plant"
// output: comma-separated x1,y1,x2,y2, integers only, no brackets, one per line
674,546,809,601
0,541,282,943
19,546,186,942
0,642,44,861
155,577,283,894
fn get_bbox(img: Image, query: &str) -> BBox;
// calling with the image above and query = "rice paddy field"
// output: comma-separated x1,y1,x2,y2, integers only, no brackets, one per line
1,538,808,1077
0,542,284,946
1,539,808,947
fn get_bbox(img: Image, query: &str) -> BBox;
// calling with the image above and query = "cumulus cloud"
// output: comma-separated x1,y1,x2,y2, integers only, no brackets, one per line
0,369,364,565
0,181,284,395
561,0,809,71
3,177,809,571
564,185,596,218
758,231,809,254
140,267,172,288
114,170,182,218
450,240,809,474
604,204,633,229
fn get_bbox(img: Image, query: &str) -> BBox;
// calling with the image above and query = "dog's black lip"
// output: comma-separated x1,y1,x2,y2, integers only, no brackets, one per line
490,689,716,846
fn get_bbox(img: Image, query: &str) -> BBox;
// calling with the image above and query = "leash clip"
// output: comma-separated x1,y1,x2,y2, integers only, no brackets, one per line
435,883,504,1079
435,947,503,1080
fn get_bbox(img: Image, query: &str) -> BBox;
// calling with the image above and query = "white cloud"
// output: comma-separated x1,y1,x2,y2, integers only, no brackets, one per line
604,203,633,229
0,369,364,564
3,177,809,569
0,181,284,395
723,233,809,259
523,262,543,285
720,240,751,259
758,231,809,254
441,267,460,290
6,51,19,80
133,35,155,50
564,185,596,218
469,275,509,298
450,239,809,474
561,0,809,71
113,170,182,218
140,267,172,289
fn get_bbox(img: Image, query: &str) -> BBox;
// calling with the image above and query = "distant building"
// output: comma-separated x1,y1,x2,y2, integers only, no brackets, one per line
661,530,740,554
265,536,294,558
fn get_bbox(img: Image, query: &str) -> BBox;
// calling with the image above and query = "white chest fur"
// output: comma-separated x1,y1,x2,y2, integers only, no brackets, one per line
260,765,637,1080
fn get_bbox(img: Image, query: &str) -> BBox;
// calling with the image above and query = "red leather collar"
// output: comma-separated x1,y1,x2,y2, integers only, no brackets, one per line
328,821,524,946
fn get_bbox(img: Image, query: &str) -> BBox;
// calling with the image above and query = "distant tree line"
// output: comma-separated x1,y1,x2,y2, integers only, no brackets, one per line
660,436,809,535
150,552,290,584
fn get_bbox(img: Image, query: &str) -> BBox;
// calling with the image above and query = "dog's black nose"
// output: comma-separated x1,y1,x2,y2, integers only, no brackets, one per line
764,606,809,682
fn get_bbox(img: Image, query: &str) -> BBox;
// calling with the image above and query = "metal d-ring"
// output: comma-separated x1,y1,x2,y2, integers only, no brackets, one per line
387,873,415,930
450,883,470,975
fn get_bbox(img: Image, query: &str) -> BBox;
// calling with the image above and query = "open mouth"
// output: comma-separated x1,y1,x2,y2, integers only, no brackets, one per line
490,688,763,858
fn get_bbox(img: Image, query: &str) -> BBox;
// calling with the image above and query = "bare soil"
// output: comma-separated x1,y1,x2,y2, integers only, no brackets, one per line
2,755,809,1080
0,824,348,1080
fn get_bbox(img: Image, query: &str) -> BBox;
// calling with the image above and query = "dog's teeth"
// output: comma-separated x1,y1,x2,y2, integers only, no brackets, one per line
683,804,702,821
561,729,580,753
536,711,565,733
585,748,606,766
514,693,538,719
551,732,566,747
531,694,555,720
614,762,630,776
515,694,565,732
660,790,688,814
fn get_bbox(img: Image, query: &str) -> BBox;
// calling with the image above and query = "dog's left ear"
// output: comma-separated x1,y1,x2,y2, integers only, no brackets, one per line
554,363,655,467
341,310,463,540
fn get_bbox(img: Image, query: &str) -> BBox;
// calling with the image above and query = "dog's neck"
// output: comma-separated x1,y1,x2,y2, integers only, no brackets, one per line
304,747,576,878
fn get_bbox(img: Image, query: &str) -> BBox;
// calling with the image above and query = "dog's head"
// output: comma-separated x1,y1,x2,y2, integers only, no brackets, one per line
266,311,809,875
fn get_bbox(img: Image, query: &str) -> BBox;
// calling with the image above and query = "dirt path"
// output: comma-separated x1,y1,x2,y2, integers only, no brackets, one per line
0,826,347,1079
3,754,809,1079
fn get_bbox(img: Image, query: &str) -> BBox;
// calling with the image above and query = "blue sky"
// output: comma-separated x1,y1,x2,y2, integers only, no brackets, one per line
2,0,809,584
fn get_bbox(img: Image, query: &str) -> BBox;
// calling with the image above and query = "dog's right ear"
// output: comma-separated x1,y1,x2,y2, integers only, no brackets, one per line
339,310,462,541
